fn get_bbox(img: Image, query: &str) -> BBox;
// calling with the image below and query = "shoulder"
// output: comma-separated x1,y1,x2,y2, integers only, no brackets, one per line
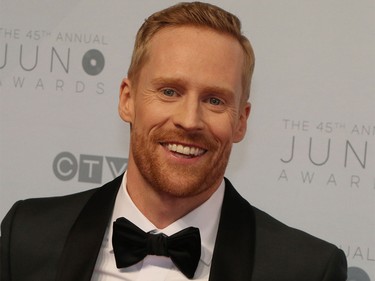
1,176,122,280
253,205,338,253
3,174,122,226
252,206,347,280
224,178,340,251
0,187,99,280
4,188,98,226
0,187,100,254
1,174,122,237
223,178,347,280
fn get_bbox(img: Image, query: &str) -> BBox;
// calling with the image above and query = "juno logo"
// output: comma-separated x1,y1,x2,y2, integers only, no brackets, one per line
1,45,105,76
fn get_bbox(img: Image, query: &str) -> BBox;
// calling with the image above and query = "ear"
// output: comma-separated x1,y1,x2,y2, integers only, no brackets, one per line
118,78,134,124
233,102,251,143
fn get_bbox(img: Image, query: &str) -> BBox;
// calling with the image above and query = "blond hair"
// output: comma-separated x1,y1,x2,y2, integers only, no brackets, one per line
128,1,255,102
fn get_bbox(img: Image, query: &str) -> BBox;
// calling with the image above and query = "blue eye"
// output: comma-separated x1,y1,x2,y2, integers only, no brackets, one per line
162,89,175,97
209,97,222,105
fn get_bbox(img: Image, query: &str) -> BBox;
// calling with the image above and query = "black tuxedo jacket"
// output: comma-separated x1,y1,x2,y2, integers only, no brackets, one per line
1,176,347,281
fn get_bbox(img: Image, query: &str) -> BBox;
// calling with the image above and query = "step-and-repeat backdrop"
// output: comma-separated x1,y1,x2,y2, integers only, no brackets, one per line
1,1,374,279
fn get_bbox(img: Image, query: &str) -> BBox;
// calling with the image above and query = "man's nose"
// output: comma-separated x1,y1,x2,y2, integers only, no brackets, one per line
172,97,205,131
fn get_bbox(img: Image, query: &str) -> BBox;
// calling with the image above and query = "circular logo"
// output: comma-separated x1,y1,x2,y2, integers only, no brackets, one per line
347,267,371,281
82,49,105,76
53,152,78,181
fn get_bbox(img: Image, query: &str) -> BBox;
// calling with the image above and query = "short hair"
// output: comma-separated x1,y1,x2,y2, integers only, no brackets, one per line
128,1,255,102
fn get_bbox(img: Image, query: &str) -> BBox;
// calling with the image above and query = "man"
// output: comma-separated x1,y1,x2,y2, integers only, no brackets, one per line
1,2,347,281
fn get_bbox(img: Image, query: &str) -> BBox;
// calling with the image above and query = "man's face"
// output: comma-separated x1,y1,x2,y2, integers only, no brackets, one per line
120,26,250,198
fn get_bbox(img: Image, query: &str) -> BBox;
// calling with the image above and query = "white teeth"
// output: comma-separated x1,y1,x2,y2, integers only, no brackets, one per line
183,146,190,155
177,144,184,154
167,143,205,156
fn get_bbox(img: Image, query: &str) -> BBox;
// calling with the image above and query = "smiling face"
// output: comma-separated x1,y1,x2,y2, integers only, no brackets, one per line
120,26,250,199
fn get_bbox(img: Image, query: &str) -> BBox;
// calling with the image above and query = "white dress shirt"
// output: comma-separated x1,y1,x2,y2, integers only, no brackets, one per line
91,172,224,281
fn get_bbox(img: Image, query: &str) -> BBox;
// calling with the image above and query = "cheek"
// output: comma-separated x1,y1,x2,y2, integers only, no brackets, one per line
134,103,169,131
207,115,237,145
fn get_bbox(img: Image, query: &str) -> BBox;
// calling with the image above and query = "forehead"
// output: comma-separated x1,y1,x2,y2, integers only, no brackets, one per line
140,26,244,96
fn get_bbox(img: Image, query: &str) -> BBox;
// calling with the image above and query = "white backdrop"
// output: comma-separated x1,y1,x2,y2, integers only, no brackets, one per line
1,1,374,280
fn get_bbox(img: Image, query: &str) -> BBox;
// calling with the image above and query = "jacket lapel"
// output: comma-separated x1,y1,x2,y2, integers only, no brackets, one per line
55,175,122,281
209,178,256,281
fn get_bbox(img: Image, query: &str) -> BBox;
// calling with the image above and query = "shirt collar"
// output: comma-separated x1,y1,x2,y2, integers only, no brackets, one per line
110,171,224,266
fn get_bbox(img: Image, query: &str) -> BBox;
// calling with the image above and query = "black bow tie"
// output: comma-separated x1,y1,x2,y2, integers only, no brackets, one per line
112,217,201,279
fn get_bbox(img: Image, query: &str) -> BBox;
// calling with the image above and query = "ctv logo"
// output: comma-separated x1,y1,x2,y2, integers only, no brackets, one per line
53,152,127,184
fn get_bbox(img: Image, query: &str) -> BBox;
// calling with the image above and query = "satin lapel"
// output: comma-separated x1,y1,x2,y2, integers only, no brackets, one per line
209,178,256,281
55,175,122,281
